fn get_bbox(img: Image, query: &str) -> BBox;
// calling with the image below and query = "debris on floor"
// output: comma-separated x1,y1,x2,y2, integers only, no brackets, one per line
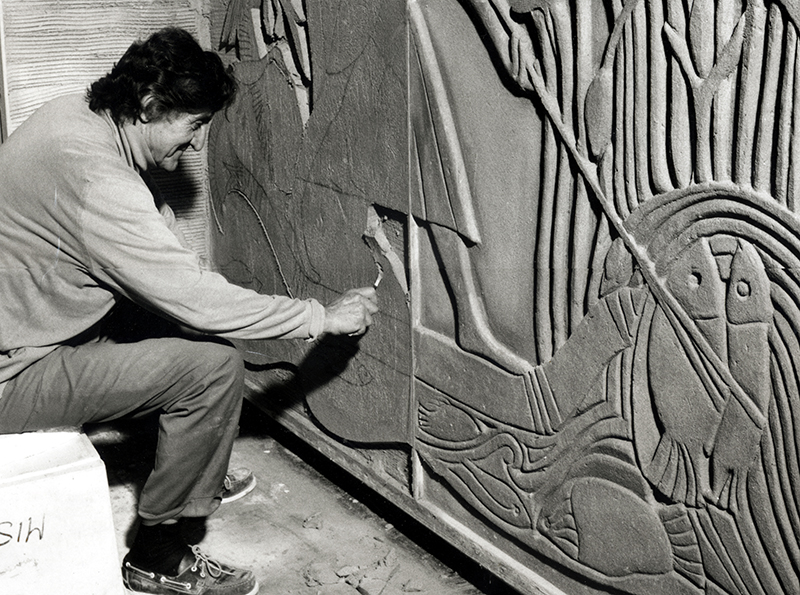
302,547,424,594
87,401,502,595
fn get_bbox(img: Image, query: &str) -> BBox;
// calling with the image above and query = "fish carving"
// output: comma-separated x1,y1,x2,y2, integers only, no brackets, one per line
645,238,771,511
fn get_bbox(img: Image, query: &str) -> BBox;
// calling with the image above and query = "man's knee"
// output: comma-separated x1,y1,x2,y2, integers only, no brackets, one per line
158,340,245,420
194,341,244,388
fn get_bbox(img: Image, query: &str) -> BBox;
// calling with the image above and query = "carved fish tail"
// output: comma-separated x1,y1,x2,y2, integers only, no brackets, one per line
645,432,706,508
659,504,705,589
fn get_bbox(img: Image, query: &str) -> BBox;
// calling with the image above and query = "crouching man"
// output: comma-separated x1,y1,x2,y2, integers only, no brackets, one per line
0,27,378,595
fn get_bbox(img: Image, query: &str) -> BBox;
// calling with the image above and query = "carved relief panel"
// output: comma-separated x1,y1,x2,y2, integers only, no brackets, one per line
208,0,800,593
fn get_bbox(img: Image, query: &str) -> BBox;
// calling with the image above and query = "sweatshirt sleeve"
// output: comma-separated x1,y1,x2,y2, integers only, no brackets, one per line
79,166,326,341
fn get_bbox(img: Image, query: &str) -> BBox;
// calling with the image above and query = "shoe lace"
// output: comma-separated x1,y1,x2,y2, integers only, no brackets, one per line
190,545,235,579
223,474,232,490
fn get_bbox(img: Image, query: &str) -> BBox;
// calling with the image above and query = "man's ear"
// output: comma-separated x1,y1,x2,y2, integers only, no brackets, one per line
139,94,157,123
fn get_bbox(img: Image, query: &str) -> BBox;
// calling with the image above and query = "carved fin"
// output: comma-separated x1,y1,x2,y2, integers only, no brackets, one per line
660,505,706,589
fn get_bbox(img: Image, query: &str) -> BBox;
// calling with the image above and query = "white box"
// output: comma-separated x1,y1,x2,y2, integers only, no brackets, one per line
0,431,123,594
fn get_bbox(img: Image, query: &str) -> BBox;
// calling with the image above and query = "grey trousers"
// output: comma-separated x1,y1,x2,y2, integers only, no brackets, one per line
0,334,245,524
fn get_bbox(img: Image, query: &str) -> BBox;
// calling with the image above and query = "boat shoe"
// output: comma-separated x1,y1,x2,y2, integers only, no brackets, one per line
122,545,259,595
221,468,257,504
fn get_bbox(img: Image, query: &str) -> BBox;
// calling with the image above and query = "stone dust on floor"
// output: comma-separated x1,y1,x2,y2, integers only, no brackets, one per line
86,400,513,595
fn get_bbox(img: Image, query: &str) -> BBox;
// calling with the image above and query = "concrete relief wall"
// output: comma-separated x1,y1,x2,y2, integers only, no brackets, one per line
209,1,800,593
208,0,412,443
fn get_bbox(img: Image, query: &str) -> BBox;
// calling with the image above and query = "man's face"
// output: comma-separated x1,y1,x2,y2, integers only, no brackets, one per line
141,111,213,171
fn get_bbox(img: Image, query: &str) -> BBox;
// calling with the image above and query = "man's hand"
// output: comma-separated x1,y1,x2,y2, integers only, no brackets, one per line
323,287,379,336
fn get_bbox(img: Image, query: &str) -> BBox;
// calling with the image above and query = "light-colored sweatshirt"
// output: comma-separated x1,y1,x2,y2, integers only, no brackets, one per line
0,94,325,393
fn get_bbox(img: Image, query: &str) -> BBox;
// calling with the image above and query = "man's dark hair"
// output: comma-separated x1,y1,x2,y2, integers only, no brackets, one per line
87,27,236,123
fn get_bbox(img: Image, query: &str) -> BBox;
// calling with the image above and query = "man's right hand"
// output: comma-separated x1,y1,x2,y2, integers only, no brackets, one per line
322,287,379,337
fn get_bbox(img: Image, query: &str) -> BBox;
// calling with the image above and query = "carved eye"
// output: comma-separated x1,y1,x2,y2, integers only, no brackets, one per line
736,280,751,298
689,272,702,288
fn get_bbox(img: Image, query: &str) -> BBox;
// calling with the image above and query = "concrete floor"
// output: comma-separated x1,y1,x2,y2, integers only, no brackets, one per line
86,400,514,595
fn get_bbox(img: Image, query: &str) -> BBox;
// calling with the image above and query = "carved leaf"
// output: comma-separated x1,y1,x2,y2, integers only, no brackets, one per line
704,12,746,91
600,238,633,296
584,65,613,160
688,0,715,78
280,0,312,82
273,0,286,39
220,0,250,50
281,0,306,24
263,0,277,37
